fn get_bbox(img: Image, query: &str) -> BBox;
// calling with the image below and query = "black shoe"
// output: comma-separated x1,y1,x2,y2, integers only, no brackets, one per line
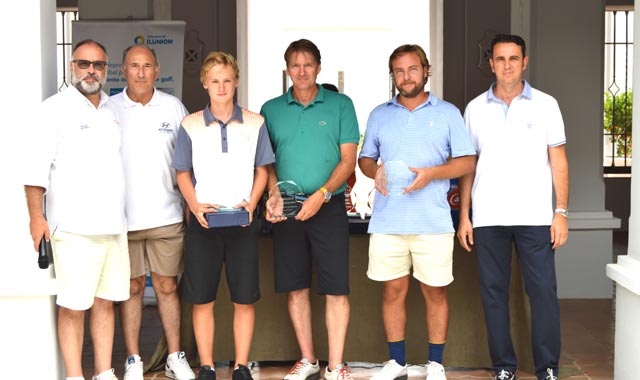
494,369,515,380
233,364,254,380
198,365,216,380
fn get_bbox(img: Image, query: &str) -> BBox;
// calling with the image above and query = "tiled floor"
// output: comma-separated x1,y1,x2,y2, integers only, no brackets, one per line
81,231,626,380
81,298,615,380
100,298,614,380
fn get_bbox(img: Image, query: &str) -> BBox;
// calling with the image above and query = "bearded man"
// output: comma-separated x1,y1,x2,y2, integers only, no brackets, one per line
358,44,476,380
24,39,128,380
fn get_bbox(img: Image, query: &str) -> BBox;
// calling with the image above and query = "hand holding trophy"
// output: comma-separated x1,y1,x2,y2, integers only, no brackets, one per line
376,160,416,196
267,180,308,220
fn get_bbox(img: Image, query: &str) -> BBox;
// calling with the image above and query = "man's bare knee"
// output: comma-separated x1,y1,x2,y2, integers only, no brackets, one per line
152,274,178,297
383,276,410,302
422,285,448,305
325,294,349,307
129,276,146,296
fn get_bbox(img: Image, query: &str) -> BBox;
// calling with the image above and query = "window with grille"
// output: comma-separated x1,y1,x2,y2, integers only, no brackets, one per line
56,8,78,91
604,8,634,174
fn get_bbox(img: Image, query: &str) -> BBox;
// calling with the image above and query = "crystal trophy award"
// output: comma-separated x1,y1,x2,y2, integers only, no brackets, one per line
377,160,415,196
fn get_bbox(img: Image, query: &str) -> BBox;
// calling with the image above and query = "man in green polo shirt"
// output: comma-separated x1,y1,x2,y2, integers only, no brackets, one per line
260,38,360,380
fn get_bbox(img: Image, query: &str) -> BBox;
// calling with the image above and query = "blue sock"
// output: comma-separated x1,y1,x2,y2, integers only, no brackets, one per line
388,340,406,366
428,342,445,364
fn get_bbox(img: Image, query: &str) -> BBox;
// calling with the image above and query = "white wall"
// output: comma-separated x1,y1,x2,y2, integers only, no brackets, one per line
1,2,63,379
1,3,57,291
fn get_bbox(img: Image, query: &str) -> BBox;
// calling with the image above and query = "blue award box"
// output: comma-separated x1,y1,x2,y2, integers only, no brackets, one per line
206,208,250,228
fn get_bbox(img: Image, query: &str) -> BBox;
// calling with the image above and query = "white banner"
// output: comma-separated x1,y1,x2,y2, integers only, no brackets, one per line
72,20,185,99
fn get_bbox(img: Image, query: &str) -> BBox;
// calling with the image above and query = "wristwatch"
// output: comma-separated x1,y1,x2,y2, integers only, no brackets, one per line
555,208,569,217
320,187,332,203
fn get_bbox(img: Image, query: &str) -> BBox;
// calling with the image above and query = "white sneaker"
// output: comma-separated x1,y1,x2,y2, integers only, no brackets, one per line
425,361,447,380
544,368,558,380
284,358,321,380
123,355,143,380
370,360,407,380
165,351,196,380
324,363,352,380
494,369,515,380
92,368,118,380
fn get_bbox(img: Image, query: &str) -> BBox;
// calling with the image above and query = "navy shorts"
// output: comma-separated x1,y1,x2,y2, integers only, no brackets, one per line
272,194,350,295
182,213,260,305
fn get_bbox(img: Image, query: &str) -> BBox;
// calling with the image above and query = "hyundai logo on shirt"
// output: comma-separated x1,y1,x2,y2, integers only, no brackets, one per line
158,122,173,134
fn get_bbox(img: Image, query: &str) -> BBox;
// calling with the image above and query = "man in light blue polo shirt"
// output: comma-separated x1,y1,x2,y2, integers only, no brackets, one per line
358,44,475,380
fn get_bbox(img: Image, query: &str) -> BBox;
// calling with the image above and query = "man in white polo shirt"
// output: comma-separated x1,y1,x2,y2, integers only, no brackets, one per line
458,34,569,380
109,44,195,380
24,39,128,380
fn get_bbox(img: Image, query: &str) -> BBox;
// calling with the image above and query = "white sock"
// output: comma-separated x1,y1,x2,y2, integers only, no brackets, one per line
66,377,85,380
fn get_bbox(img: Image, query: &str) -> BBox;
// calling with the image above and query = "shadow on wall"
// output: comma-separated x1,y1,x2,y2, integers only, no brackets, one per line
604,176,630,231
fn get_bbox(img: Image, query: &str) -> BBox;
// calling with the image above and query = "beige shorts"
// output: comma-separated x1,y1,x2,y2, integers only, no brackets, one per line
367,233,454,287
127,222,185,278
52,231,130,310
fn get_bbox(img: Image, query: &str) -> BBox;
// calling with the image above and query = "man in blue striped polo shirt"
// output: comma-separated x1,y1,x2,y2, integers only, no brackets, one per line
358,44,476,380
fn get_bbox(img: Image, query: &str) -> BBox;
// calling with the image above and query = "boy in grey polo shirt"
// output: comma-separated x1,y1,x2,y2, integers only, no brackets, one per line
172,51,274,380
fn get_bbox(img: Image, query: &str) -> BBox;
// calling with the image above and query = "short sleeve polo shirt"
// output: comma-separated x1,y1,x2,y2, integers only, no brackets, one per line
23,86,126,235
359,94,476,234
110,88,188,231
172,104,275,208
260,85,360,195
463,80,566,227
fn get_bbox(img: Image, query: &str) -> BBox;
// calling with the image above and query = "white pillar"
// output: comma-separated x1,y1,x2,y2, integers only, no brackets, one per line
606,4,640,379
0,1,63,379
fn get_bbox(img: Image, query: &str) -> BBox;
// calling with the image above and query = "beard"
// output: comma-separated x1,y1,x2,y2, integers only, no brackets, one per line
71,71,105,95
397,78,427,98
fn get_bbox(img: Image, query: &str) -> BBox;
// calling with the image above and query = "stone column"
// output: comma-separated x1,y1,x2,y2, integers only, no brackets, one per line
154,0,171,20
0,1,63,379
606,4,640,379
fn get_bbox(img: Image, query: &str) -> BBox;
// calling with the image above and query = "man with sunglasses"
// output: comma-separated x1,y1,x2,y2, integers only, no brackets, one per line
24,39,128,380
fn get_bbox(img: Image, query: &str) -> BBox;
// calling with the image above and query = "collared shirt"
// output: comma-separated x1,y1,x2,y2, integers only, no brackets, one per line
23,86,126,235
463,80,566,227
172,104,275,207
260,85,360,195
359,94,476,234
488,80,533,115
109,88,188,231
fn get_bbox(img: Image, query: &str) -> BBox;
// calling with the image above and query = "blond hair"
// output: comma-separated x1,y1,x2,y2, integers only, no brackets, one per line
200,51,239,84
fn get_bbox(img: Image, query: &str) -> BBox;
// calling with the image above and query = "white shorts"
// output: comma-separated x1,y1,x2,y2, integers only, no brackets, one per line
367,233,454,287
52,231,130,310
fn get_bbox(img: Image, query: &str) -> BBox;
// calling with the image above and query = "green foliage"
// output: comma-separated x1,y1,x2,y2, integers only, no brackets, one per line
604,91,632,157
